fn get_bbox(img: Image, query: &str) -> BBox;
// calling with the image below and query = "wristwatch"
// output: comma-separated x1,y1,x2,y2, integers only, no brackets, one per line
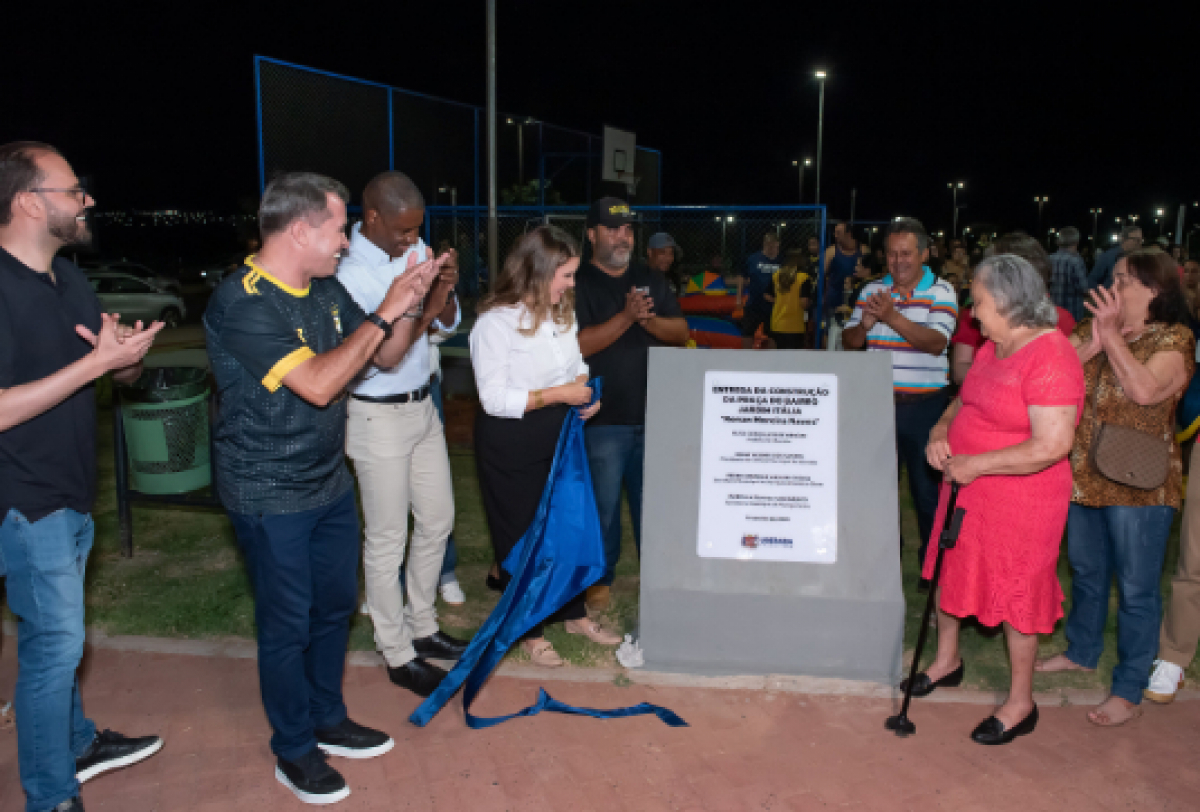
366,312,393,340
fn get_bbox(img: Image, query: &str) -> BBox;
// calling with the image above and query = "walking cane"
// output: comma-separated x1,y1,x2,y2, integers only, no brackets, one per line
885,481,967,737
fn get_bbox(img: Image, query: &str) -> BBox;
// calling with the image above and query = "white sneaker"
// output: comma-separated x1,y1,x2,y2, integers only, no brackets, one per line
439,581,466,606
359,601,370,616
1145,659,1185,704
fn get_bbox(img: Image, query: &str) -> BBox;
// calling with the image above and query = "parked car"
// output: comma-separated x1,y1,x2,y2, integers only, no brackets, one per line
87,272,187,328
81,260,183,295
199,255,247,288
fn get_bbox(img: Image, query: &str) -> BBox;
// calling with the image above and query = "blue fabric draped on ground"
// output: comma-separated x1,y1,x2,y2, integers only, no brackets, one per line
409,380,686,729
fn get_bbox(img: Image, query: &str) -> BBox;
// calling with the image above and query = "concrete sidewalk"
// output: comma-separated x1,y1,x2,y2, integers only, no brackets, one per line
2,643,1198,811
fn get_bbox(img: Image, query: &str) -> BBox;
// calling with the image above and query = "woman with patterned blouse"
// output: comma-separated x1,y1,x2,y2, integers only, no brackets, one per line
1037,249,1195,726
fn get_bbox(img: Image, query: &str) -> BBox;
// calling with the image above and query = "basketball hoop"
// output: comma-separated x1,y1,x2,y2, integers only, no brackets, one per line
616,171,641,197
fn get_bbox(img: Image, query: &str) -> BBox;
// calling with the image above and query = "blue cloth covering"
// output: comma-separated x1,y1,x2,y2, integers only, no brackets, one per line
409,379,685,730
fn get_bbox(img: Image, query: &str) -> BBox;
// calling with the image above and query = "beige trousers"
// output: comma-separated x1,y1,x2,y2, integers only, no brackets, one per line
346,397,454,668
1160,441,1200,668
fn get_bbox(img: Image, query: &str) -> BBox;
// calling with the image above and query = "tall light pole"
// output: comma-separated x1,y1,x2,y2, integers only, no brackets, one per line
717,214,734,260
1089,207,1102,246
506,118,529,185
791,158,812,204
1034,196,1048,233
1155,207,1166,238
813,70,827,208
948,181,964,237
440,185,458,245
486,0,498,281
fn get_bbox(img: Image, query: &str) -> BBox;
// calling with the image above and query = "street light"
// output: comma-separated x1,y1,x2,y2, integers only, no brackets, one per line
1034,196,1048,233
1155,207,1166,238
948,181,965,237
719,215,735,259
792,158,813,204
813,70,827,207
506,117,535,184
1089,207,1102,245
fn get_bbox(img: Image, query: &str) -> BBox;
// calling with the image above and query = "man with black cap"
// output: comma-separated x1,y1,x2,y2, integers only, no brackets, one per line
575,198,689,610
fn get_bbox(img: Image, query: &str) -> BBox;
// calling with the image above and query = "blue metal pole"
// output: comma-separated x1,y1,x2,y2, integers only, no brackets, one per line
254,56,266,195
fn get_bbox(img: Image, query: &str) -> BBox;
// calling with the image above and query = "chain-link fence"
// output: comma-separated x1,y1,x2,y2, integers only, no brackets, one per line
426,205,829,323
256,56,661,207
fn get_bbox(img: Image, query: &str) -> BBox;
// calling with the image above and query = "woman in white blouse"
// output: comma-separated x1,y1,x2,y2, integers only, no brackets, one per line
470,226,621,667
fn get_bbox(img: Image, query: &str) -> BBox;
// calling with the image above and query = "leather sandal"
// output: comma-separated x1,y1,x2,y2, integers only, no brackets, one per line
522,639,563,668
564,619,622,646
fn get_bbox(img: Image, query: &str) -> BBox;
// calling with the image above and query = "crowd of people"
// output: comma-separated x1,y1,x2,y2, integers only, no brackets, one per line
2,137,1199,809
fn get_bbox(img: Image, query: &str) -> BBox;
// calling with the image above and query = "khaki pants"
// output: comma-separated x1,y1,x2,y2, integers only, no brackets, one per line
1160,441,1200,668
346,397,454,668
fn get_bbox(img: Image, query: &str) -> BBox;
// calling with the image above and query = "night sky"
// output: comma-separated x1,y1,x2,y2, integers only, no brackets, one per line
7,2,1199,238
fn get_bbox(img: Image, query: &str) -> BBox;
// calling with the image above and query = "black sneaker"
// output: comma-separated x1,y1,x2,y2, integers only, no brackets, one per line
276,749,350,805
75,729,164,783
316,717,394,759
52,799,85,812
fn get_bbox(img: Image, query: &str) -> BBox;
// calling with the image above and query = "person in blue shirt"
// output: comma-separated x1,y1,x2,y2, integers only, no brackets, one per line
1089,225,1143,289
823,221,865,319
736,232,783,337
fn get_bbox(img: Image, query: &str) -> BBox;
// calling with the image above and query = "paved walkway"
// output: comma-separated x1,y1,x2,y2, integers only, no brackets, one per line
2,643,1199,811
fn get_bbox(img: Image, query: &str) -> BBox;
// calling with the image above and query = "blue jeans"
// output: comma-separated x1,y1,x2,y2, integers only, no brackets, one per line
585,424,644,586
228,489,359,761
1064,504,1175,705
0,508,97,812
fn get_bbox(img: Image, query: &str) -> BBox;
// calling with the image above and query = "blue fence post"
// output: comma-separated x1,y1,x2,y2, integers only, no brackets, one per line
254,56,266,195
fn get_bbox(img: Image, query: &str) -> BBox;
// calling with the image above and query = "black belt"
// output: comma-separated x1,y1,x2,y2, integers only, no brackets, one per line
352,377,434,405
893,388,947,405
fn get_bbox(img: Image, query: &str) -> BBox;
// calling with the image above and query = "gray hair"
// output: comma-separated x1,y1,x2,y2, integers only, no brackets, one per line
885,217,929,253
974,254,1059,329
1056,226,1081,248
259,172,349,238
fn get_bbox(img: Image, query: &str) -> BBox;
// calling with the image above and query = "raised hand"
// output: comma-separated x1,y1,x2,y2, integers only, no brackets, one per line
1084,284,1123,343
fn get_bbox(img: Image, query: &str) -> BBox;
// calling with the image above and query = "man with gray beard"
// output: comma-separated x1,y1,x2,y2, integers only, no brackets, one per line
574,197,688,610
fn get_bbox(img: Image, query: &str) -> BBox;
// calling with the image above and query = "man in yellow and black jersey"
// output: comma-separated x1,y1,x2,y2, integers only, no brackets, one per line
204,172,445,805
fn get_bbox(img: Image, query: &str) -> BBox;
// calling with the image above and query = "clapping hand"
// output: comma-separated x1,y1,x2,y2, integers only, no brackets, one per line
76,313,164,372
859,290,895,329
625,288,654,324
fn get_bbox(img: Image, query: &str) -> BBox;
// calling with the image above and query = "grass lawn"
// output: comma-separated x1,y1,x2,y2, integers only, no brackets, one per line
10,401,1195,693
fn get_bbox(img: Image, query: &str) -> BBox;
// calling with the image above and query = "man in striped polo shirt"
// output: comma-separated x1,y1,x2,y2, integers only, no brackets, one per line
843,218,958,570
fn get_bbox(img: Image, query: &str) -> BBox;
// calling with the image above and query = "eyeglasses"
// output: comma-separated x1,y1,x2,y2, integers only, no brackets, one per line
30,186,89,204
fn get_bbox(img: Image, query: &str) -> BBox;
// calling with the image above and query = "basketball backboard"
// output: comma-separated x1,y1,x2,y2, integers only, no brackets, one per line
601,126,637,188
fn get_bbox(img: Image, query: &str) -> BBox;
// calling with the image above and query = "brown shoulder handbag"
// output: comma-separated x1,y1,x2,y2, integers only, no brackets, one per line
1088,356,1172,490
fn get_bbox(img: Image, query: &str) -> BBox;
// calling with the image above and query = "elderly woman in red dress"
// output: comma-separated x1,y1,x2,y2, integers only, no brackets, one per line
907,254,1086,745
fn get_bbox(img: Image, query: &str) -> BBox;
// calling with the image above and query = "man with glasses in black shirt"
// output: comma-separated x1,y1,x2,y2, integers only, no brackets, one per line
0,142,165,812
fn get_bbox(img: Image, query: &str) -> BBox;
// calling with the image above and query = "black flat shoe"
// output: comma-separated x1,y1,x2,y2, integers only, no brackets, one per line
899,660,964,698
413,631,470,660
971,705,1038,745
387,658,447,698
486,573,504,592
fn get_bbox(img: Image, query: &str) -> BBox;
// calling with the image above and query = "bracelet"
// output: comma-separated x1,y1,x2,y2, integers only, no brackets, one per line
533,389,545,409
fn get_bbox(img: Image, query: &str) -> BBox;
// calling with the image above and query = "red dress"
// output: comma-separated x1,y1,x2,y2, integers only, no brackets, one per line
921,331,1085,634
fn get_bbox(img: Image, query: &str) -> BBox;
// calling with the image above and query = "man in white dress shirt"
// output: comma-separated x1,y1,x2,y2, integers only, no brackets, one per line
337,171,468,697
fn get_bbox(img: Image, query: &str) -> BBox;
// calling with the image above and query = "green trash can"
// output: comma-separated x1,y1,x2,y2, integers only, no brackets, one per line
119,366,211,494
